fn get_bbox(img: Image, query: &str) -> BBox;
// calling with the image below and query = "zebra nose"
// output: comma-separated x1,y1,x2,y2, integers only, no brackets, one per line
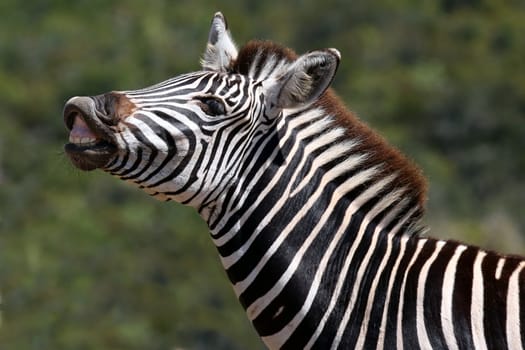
63,95,118,146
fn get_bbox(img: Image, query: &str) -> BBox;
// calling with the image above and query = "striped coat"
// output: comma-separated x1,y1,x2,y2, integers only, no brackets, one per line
63,12,525,349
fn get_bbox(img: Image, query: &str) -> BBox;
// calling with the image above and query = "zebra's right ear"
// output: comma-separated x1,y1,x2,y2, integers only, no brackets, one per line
265,48,341,113
201,12,238,72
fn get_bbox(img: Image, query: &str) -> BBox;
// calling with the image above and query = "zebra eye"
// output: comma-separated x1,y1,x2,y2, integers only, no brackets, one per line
196,96,226,116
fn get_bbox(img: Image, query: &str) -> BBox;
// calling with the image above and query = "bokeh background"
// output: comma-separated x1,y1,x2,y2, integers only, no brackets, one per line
1,1,524,349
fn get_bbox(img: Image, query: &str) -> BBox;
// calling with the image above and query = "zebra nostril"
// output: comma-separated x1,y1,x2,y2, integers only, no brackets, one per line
89,92,137,124
91,93,117,125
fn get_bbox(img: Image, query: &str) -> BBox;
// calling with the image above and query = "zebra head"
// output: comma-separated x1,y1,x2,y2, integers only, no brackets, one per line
64,12,340,209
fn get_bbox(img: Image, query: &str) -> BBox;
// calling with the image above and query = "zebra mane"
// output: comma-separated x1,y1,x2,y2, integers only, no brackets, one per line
232,40,428,231
317,90,428,217
232,40,297,80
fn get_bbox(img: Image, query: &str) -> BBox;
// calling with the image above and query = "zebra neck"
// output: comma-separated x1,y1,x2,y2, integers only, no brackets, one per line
199,101,427,346
207,100,424,275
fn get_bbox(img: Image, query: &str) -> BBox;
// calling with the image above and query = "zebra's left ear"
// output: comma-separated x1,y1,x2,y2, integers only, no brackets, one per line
266,48,340,111
201,12,238,72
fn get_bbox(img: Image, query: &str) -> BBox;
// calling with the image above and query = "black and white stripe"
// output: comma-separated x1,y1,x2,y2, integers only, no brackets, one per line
65,12,524,349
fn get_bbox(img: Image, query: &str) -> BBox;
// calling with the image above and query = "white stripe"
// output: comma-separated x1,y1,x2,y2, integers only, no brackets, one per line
441,244,467,350
375,209,418,349
247,191,341,322
495,258,505,280
396,238,427,350
471,251,488,350
248,51,263,78
304,207,415,349
346,200,416,350
302,180,397,349
289,141,363,197
123,110,206,203
125,118,169,152
258,178,398,350
134,111,192,180
330,188,405,349
416,240,446,349
263,189,406,349
506,262,524,349
128,74,213,99
125,73,207,95
259,196,352,349
110,132,139,174
212,110,336,243
244,171,391,320
353,236,394,349
222,155,371,274
260,59,288,80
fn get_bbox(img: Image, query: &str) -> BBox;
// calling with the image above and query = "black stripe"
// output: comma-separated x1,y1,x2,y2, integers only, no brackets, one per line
108,138,131,173
423,241,457,348
341,200,408,350
382,236,418,348
309,211,377,348
145,108,200,188
117,148,144,178
452,246,477,350
362,230,403,348
401,239,437,349
126,73,205,95
252,193,354,338
117,123,158,179
232,169,328,295
163,139,208,201
207,127,279,231
481,252,509,349
214,129,303,254
136,112,191,183
336,215,390,348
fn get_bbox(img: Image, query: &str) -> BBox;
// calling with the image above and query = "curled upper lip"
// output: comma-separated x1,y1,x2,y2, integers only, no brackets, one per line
63,96,119,171
63,96,116,145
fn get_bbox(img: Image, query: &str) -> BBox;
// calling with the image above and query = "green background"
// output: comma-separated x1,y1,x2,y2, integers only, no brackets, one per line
1,1,524,349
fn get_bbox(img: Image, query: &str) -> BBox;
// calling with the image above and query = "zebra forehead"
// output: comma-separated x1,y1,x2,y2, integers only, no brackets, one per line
231,40,297,78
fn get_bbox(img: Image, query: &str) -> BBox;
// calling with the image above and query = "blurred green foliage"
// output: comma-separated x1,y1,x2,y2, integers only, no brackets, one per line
0,0,524,349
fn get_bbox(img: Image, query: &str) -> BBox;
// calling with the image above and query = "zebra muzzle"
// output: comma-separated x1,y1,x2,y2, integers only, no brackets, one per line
63,96,118,171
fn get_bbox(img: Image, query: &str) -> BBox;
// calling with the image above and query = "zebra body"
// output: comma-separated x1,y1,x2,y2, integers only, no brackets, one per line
63,12,524,349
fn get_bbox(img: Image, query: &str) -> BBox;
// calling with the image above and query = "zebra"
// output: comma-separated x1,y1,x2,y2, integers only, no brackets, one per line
63,12,524,350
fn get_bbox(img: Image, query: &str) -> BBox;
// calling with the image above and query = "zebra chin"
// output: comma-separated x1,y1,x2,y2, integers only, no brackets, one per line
64,142,117,171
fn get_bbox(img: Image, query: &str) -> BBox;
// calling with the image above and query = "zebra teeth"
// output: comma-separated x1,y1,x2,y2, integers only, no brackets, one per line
68,115,101,146
68,135,100,145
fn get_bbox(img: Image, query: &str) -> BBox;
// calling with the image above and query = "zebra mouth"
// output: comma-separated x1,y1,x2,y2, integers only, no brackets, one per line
63,97,117,171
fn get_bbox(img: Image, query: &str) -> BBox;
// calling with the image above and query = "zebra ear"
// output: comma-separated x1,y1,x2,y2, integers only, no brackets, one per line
268,48,340,111
201,12,238,72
